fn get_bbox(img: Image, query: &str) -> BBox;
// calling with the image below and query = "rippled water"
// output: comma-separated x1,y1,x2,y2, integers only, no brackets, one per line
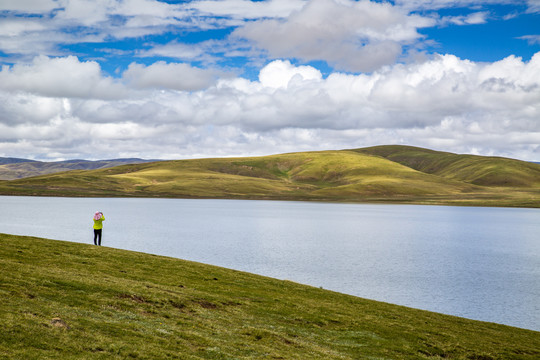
1,196,539,331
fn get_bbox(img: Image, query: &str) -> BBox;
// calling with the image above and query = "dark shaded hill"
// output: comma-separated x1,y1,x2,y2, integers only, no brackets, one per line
0,158,156,180
0,157,34,165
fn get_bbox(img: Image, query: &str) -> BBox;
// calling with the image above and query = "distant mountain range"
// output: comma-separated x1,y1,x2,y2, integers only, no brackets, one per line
0,157,156,180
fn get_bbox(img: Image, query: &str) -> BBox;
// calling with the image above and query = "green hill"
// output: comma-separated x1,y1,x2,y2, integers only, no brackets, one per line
355,145,540,188
0,146,539,207
1,233,538,359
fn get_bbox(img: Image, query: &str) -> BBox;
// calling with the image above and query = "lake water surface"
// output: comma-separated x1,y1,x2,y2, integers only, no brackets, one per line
1,196,539,331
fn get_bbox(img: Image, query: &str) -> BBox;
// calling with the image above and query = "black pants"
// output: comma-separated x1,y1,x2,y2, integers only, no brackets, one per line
94,229,102,246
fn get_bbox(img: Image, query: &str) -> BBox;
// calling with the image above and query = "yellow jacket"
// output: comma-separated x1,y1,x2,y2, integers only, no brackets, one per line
93,215,105,230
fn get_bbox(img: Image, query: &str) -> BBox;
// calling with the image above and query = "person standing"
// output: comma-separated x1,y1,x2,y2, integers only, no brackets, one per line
93,211,105,246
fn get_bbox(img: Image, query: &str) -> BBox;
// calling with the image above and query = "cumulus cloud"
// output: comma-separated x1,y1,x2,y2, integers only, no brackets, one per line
0,56,126,99
136,41,209,61
2,0,511,78
0,18,46,37
54,0,186,28
0,0,58,13
232,0,435,72
0,0,192,60
0,0,532,75
0,16,92,58
258,60,322,88
2,1,539,162
1,53,539,161
440,11,489,26
123,61,225,91
189,0,307,19
527,0,540,13
394,0,517,11
0,92,67,126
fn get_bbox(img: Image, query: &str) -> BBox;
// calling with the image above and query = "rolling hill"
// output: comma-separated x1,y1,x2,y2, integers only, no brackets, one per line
354,145,540,188
0,146,538,207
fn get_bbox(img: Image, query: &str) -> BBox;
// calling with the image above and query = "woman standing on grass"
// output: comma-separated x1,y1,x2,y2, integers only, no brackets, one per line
93,211,105,246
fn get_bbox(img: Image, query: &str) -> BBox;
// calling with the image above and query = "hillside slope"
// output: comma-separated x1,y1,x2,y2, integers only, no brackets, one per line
355,145,540,188
0,150,479,198
1,233,539,359
0,146,539,207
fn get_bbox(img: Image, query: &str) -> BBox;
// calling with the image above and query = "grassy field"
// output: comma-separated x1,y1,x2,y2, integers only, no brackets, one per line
0,146,538,207
1,233,539,359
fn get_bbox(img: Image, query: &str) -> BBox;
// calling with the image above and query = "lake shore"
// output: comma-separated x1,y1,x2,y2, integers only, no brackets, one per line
1,232,539,359
1,190,539,209
2,196,539,332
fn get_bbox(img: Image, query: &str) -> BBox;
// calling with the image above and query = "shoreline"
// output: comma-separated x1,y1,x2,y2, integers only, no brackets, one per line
1,230,539,333
1,192,539,209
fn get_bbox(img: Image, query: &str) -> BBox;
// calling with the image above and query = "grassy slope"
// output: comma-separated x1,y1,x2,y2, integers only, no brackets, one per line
355,145,540,188
0,146,539,207
1,233,539,359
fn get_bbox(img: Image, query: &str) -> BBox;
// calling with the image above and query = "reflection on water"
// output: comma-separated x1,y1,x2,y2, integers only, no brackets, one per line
1,196,539,331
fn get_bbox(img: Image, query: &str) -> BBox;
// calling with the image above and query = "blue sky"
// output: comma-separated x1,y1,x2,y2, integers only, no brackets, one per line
0,0,539,161
418,3,540,61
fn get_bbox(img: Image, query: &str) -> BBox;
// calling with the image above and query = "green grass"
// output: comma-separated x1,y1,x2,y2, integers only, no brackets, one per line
355,145,540,188
0,146,539,207
1,233,539,359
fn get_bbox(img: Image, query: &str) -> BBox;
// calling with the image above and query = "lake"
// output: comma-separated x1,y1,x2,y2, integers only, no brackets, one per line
1,196,539,331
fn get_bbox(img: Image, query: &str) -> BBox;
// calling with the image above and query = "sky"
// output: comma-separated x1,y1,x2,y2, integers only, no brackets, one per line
0,0,539,161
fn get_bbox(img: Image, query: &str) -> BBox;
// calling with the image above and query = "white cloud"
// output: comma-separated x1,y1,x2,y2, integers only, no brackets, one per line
0,92,67,126
0,18,46,37
136,41,207,60
527,0,540,13
232,0,435,72
1,53,539,161
395,0,540,18
0,14,101,58
54,0,111,26
394,0,516,11
0,0,192,60
0,56,126,99
115,0,180,18
189,0,307,19
2,1,539,162
123,61,224,91
54,0,186,27
258,60,322,88
441,11,489,26
518,35,540,45
0,0,58,13
464,11,490,24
